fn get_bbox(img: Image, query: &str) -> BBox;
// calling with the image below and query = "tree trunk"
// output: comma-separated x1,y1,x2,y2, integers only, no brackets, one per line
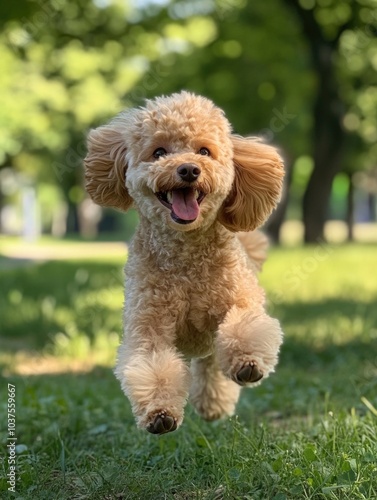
302,42,345,243
284,0,347,243
302,165,334,243
265,160,293,244
302,117,344,243
66,200,80,234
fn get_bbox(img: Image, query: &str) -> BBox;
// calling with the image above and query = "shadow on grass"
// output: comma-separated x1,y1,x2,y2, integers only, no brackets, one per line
1,256,376,421
274,298,377,328
3,326,376,424
0,259,124,349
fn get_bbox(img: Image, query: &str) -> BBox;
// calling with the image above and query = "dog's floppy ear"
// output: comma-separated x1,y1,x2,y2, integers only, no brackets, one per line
84,123,133,211
218,135,284,232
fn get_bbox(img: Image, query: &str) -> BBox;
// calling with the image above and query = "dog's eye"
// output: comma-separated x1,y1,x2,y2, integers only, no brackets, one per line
153,147,167,159
199,147,210,156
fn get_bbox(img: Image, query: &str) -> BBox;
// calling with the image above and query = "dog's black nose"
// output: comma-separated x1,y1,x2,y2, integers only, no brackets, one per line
177,163,201,183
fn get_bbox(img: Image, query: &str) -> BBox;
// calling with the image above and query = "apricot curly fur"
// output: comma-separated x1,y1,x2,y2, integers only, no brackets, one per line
84,91,285,433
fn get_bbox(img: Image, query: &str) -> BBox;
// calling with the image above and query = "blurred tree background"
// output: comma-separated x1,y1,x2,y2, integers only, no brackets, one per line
0,0,376,243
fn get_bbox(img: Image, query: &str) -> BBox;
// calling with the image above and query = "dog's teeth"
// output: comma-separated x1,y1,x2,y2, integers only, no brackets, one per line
194,190,200,200
166,191,173,204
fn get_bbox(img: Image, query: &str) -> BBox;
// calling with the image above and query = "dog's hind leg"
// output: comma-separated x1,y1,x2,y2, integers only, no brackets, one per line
189,354,241,421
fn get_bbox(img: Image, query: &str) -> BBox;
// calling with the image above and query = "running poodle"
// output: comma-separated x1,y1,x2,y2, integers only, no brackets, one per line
84,92,285,434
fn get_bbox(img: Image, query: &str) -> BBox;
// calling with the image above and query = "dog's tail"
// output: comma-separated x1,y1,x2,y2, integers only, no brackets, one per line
237,230,269,272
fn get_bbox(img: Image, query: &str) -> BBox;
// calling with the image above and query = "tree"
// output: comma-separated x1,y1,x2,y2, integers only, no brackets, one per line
140,0,313,245
0,0,171,233
283,0,377,242
141,0,377,243
1,0,375,241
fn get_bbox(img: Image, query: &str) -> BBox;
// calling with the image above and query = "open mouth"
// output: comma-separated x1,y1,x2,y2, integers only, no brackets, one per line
155,187,206,224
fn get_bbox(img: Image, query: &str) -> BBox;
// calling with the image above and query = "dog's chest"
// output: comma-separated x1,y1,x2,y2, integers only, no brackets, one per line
174,275,234,358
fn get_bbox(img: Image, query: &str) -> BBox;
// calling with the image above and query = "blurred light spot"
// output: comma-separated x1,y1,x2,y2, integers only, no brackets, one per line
6,27,30,47
69,186,84,203
343,113,360,131
75,268,89,284
315,9,333,26
164,23,188,40
42,296,56,318
333,3,352,24
360,7,374,24
293,156,314,189
332,173,349,197
104,40,123,58
299,0,315,9
258,82,276,101
222,40,242,58
347,55,364,72
361,122,377,143
186,17,217,47
9,289,22,305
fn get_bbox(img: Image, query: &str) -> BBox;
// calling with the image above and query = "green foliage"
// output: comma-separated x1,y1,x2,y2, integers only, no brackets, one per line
0,243,376,498
1,0,376,193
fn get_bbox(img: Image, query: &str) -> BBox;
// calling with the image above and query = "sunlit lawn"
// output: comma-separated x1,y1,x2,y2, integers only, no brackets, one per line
0,242,376,499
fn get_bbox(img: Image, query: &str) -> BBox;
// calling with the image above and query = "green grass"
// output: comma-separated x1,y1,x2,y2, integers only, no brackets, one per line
1,243,377,499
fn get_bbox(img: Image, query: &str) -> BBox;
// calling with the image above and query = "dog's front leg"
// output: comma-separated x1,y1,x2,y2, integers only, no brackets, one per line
114,308,191,434
216,305,283,387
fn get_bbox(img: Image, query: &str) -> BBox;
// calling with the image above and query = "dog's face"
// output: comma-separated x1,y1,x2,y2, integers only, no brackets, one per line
123,93,235,232
84,92,284,233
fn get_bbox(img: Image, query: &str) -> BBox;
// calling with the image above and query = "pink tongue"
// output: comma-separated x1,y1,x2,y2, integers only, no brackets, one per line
171,189,200,221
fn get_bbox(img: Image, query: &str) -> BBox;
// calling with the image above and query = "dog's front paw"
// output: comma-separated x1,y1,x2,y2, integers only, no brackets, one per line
146,410,178,435
233,360,263,386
